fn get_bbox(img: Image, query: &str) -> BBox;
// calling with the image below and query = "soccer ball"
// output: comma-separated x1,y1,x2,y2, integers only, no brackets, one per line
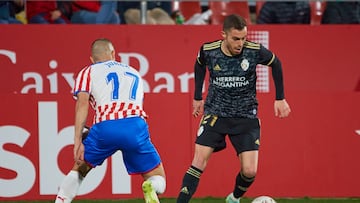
251,196,277,203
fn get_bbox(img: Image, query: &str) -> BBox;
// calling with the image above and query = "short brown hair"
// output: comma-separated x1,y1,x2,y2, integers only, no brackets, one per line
223,14,247,32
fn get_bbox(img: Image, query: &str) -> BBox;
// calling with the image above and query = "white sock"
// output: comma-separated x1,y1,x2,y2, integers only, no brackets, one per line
55,170,83,203
147,175,166,194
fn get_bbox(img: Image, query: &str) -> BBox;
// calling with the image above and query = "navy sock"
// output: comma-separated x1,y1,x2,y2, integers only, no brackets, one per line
233,172,255,198
177,166,203,203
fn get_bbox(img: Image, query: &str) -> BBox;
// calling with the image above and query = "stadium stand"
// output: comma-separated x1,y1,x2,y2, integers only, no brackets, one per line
209,1,251,25
310,1,326,25
174,1,202,21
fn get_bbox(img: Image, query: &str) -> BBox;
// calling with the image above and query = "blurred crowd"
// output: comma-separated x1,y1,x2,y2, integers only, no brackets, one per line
0,0,359,25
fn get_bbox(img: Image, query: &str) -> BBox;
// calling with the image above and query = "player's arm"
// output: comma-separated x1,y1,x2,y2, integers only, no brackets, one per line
193,46,206,117
74,92,90,163
194,46,206,100
72,66,91,159
259,45,284,100
269,57,291,117
259,45,291,118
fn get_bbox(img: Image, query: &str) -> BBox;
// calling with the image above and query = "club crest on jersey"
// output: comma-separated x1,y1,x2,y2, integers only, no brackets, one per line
241,58,249,71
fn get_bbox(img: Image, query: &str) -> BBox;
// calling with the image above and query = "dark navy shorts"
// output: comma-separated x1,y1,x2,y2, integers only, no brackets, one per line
195,115,260,154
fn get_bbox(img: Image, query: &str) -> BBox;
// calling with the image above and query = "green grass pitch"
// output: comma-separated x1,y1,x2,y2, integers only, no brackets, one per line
5,197,360,203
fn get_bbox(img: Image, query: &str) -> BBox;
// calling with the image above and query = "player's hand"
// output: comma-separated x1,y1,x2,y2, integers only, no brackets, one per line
73,138,85,165
274,99,291,118
192,100,204,117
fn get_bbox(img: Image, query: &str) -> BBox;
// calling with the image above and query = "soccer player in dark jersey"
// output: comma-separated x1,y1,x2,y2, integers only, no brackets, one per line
176,14,291,203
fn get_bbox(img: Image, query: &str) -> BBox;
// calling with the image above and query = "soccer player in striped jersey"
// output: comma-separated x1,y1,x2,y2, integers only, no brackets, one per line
176,14,291,203
55,38,165,203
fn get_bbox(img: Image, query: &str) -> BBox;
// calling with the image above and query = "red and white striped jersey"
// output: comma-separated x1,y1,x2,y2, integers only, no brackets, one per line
73,60,147,123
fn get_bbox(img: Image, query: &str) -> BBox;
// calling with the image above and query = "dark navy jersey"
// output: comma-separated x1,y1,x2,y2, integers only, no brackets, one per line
194,40,282,118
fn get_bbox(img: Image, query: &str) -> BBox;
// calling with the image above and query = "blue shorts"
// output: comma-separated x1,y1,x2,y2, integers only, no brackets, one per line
83,117,161,174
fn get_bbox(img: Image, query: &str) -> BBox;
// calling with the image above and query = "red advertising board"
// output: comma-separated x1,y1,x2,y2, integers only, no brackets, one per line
0,25,359,200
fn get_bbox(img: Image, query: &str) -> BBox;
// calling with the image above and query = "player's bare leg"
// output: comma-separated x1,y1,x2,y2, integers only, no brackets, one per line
141,163,166,203
55,161,92,203
55,127,92,203
177,144,213,203
227,150,258,203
